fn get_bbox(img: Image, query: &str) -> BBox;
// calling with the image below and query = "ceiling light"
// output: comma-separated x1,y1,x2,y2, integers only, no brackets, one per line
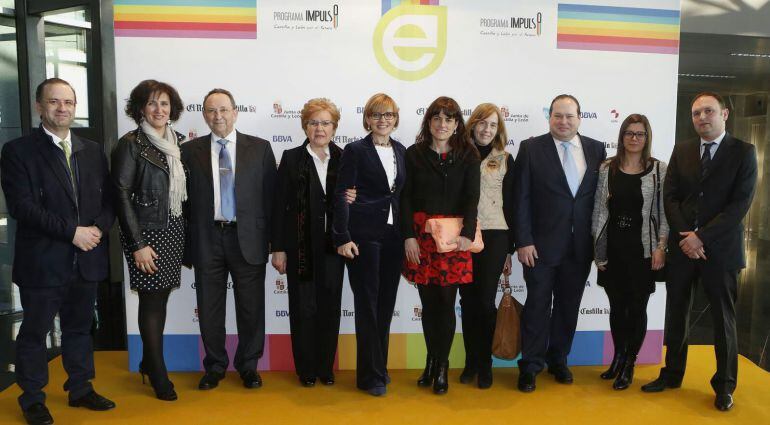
679,73,737,79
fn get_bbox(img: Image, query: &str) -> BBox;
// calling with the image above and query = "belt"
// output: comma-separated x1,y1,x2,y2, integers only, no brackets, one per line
214,221,237,228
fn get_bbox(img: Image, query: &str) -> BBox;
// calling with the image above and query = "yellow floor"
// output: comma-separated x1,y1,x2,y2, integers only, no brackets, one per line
2,346,768,424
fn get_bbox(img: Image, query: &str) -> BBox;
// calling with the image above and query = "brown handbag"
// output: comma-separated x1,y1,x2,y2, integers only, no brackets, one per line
492,274,522,360
424,217,484,253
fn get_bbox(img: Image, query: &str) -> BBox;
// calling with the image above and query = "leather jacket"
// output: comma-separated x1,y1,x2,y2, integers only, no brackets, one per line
112,127,185,252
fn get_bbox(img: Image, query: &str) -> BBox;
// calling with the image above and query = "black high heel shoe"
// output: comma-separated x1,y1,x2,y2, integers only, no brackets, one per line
417,356,437,387
139,361,178,401
613,355,636,390
433,361,449,395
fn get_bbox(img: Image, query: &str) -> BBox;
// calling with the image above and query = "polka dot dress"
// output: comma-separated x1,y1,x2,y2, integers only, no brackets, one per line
120,145,186,292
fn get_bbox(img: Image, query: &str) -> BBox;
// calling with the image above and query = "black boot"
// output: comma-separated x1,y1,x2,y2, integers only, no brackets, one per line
433,361,449,395
459,364,477,384
613,355,636,390
417,356,437,387
600,351,626,380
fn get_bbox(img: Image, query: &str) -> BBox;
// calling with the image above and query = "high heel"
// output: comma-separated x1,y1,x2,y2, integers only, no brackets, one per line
417,356,437,387
139,361,147,384
613,355,636,390
140,360,178,401
600,351,626,380
433,361,449,395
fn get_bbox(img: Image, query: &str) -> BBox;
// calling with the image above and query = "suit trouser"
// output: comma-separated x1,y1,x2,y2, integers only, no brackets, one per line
661,259,738,394
346,225,402,390
518,257,591,374
16,276,97,409
460,230,509,370
195,225,266,375
287,253,344,379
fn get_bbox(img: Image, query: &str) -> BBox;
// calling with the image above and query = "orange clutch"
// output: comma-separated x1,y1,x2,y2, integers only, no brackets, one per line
424,218,484,253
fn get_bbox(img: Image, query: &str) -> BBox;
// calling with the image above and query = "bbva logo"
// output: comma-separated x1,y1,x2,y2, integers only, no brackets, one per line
373,5,447,81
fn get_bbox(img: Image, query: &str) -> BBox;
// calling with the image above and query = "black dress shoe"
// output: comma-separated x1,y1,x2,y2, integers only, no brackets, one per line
198,371,225,390
68,391,116,410
548,364,573,384
640,376,681,393
518,372,536,392
319,376,335,386
299,376,316,387
459,367,477,384
23,403,53,425
477,368,493,389
715,393,734,411
433,361,449,395
241,370,263,389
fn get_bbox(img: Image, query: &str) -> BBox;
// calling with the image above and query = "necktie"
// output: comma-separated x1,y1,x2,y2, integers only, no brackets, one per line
217,139,235,221
59,140,75,190
701,142,715,178
561,141,579,196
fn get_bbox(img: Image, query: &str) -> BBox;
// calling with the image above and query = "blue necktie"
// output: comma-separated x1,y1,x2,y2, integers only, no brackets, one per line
218,139,235,221
561,141,579,196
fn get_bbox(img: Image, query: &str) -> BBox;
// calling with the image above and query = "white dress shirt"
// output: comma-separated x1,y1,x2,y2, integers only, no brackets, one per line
375,145,396,224
700,131,726,158
306,144,331,193
553,134,587,186
211,130,238,221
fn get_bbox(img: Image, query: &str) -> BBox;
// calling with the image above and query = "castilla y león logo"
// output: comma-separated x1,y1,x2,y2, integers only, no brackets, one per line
373,3,447,81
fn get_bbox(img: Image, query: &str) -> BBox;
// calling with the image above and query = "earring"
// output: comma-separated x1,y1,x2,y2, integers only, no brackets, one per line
453,129,457,135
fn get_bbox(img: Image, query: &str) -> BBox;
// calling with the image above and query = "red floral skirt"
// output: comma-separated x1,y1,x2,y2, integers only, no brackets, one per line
402,212,473,286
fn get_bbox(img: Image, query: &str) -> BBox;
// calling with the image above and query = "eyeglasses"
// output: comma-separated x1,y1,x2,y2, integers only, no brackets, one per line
369,112,396,121
622,131,647,140
44,99,76,107
308,120,334,128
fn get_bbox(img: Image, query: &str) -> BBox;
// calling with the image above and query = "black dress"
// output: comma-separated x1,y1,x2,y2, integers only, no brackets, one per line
606,166,654,296
121,144,185,292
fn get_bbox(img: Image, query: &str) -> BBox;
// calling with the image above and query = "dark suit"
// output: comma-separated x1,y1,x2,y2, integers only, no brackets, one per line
272,141,345,380
181,131,276,375
1,127,113,408
513,133,606,373
332,135,406,390
662,134,757,394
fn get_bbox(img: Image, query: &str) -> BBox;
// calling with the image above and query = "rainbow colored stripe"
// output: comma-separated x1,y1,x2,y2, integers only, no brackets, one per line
381,0,439,15
557,3,680,55
114,0,257,40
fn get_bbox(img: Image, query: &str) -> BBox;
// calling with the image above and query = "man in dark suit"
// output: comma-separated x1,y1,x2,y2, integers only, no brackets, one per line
1,78,115,425
512,94,606,392
642,92,757,411
181,88,276,390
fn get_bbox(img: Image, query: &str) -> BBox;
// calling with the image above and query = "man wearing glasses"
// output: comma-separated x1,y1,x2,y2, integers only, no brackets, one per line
1,78,115,425
181,88,276,391
512,94,606,392
642,92,757,412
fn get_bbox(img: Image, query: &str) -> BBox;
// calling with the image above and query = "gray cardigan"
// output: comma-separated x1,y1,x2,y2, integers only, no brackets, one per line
592,159,669,266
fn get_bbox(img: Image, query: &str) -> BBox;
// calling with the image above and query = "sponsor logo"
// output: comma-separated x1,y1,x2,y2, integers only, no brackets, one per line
373,4,448,81
193,307,199,323
480,12,543,37
342,309,354,317
273,4,339,30
412,305,422,321
275,310,290,317
188,129,198,140
609,109,620,123
272,135,294,143
506,139,516,147
333,135,363,144
542,107,598,120
392,310,400,318
273,277,288,294
604,141,619,150
416,107,471,116
580,307,610,315
500,105,530,124
270,101,302,119
186,103,255,113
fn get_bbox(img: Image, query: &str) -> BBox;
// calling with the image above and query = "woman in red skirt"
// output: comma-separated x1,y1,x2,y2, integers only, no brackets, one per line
401,96,481,394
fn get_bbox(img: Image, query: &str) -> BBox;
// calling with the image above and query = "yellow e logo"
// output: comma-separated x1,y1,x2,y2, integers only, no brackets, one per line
373,5,447,81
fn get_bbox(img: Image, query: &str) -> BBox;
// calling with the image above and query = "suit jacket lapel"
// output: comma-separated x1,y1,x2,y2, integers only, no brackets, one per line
576,135,598,196
198,134,214,190
36,130,77,205
234,132,253,200
363,135,391,192
394,142,405,191
544,134,573,196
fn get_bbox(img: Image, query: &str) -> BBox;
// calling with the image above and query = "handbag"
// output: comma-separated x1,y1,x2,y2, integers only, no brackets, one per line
424,217,484,253
491,274,522,360
653,161,667,283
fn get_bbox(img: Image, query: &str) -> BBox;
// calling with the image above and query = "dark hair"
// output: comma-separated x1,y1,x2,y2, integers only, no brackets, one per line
609,113,653,173
124,79,184,125
36,78,77,103
203,88,237,109
416,96,478,159
691,91,726,110
549,94,581,116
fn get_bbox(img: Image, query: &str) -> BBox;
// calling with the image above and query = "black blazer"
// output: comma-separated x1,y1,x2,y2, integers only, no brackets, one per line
664,134,757,270
181,131,276,266
512,133,606,266
332,134,406,246
0,127,114,287
271,141,342,269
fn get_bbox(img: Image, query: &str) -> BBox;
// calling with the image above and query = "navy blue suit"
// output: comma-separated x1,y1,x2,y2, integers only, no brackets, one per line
513,132,606,373
1,127,114,408
332,134,405,390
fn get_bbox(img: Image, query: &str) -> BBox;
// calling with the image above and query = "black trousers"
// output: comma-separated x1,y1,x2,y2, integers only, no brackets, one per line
418,284,458,363
287,253,344,379
346,225,402,390
661,259,739,394
460,230,509,370
195,225,266,375
518,256,592,374
16,276,97,409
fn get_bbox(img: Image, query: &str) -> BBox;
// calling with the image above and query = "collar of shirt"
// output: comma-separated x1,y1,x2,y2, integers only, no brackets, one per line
700,131,726,147
210,130,237,146
553,134,581,149
306,144,330,163
42,125,71,148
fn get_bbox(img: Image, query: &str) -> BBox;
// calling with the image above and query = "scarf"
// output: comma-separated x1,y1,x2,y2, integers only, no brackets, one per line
296,143,315,281
140,121,187,216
